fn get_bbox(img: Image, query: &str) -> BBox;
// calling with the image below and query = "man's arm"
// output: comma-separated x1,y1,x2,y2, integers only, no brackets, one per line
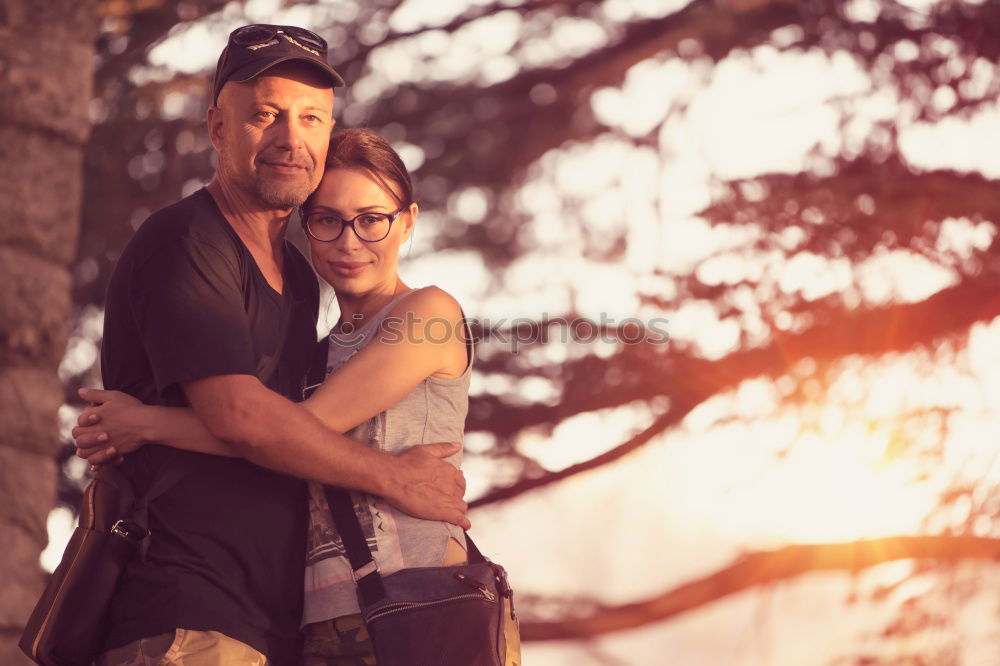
77,289,473,526
189,374,469,528
302,286,469,433
75,377,469,528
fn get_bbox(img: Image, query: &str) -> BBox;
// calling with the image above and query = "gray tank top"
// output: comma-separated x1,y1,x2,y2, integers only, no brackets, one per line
302,287,472,624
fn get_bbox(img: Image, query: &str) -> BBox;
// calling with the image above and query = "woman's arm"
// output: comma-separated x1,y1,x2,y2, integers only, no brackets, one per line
73,388,239,461
303,286,469,433
75,286,469,463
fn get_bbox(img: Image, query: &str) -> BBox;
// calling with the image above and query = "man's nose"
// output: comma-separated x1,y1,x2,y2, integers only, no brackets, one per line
271,116,303,151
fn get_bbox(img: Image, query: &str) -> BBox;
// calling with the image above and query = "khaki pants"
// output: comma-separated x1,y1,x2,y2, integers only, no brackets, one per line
95,629,268,666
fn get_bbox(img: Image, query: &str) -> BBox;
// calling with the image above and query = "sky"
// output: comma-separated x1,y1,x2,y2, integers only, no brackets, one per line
46,0,1000,664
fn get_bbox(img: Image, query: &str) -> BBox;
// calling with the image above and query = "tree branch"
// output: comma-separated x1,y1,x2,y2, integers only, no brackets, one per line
466,270,1000,505
702,157,1000,261
333,0,594,76
470,268,1000,436
469,398,696,508
95,0,230,88
521,535,1000,640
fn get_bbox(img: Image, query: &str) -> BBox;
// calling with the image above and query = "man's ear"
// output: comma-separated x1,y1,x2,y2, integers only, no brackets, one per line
206,105,224,151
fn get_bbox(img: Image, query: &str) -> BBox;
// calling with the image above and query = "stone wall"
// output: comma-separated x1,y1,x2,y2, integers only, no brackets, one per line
0,0,96,661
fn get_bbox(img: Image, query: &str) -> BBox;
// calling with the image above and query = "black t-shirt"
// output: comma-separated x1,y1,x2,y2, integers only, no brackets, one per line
99,188,319,666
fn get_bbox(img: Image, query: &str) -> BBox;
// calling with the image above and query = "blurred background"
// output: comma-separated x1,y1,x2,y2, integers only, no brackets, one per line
3,0,1000,664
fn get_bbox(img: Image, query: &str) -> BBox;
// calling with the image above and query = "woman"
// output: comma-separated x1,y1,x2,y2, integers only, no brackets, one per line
74,128,483,664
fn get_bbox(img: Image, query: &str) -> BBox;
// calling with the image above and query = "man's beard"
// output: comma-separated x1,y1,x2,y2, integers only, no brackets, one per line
252,169,315,209
220,154,316,209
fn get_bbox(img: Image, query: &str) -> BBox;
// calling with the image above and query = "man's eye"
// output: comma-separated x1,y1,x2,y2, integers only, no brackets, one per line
256,111,277,120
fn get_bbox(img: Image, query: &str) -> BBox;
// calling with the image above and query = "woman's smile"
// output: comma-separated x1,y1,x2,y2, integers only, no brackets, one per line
328,260,370,278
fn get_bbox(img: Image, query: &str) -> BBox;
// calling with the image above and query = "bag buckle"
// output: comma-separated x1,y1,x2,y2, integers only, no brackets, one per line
110,519,149,544
493,565,513,597
352,560,378,582
494,566,517,620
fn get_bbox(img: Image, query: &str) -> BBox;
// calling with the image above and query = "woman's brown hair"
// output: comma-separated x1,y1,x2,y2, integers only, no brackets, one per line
302,128,414,214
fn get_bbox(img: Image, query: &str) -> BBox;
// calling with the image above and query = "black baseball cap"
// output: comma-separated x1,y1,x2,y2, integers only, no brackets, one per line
212,24,345,104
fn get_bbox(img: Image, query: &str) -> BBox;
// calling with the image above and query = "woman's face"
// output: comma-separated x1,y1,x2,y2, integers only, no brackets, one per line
305,166,415,296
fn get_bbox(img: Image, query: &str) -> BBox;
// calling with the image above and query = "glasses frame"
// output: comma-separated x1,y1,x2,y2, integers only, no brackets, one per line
303,206,409,243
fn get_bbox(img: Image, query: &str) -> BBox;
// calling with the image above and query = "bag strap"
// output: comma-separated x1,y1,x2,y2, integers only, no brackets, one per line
132,462,195,559
323,485,486,608
94,462,191,517
323,485,386,606
302,336,330,401
141,462,193,505
94,461,194,561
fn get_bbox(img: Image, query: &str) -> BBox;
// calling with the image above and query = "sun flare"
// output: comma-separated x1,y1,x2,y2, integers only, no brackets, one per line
747,423,934,543
684,372,945,547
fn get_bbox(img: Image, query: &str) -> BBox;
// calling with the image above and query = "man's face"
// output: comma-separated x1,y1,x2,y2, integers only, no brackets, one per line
210,62,334,210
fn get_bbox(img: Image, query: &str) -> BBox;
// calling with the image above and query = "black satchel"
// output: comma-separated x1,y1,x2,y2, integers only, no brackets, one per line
323,485,521,666
19,464,190,666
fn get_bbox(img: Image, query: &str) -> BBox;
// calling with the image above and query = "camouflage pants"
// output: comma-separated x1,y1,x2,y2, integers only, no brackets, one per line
301,614,376,666
95,628,268,665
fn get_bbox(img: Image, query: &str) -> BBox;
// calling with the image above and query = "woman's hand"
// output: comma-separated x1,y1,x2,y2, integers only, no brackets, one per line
73,388,151,466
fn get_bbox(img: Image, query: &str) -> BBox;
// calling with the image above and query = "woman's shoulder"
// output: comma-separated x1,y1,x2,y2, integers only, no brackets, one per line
387,285,463,322
381,286,470,377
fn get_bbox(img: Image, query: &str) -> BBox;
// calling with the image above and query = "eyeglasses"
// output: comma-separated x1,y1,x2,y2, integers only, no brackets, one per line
303,207,409,243
230,24,328,54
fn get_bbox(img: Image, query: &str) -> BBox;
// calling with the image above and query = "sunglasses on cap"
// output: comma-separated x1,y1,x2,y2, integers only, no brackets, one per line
229,24,328,54
212,23,345,104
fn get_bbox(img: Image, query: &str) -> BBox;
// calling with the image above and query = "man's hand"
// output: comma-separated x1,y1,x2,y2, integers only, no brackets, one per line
382,442,471,530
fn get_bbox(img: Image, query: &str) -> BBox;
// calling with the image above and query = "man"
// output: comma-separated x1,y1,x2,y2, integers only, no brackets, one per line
81,25,469,666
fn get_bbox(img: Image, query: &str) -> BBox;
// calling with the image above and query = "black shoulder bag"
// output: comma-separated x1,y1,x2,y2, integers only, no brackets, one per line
19,464,190,666
323,485,522,666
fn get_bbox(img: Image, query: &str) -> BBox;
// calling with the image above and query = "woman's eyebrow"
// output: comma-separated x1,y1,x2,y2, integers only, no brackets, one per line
308,205,341,215
308,204,392,215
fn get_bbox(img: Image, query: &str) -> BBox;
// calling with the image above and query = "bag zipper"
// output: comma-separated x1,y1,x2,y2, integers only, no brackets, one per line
367,592,494,623
455,572,496,601
366,582,497,624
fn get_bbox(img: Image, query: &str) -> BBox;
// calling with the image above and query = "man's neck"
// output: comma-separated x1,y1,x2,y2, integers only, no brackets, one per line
206,177,290,294
206,177,290,255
